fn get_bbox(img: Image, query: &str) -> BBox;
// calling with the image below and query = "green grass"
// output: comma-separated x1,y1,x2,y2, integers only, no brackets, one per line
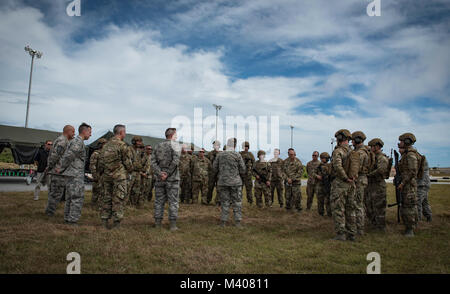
0,184,449,274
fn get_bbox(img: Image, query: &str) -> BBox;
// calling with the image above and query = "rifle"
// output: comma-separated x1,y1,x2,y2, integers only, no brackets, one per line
387,150,402,223
252,165,268,184
318,164,331,195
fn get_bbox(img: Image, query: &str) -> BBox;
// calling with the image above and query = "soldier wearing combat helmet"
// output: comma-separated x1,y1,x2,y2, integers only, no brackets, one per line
315,152,332,217
253,150,272,208
240,141,255,205
128,135,145,207
90,138,108,209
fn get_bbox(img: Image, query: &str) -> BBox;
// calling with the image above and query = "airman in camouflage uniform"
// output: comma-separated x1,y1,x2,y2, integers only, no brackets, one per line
306,151,321,210
141,145,154,202
60,123,92,225
207,141,221,205
89,138,107,209
316,152,332,217
330,129,356,241
191,148,210,204
269,148,284,208
128,136,145,208
351,131,370,235
283,148,303,213
179,145,193,203
240,141,255,205
151,128,181,231
367,138,389,231
253,150,272,208
398,133,421,237
417,157,432,222
213,138,246,227
45,125,74,216
99,125,133,229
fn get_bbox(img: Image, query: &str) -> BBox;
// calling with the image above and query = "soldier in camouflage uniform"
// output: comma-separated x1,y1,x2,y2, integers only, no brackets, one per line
351,131,370,235
141,145,154,202
213,138,246,227
269,148,284,208
89,138,107,209
151,128,181,231
179,144,193,204
240,141,255,205
59,123,92,225
207,140,221,205
253,150,272,208
330,129,356,241
99,125,133,229
306,151,321,210
316,152,332,217
398,133,422,237
45,125,74,216
417,156,432,222
128,136,145,208
367,138,389,231
191,148,210,204
283,148,303,213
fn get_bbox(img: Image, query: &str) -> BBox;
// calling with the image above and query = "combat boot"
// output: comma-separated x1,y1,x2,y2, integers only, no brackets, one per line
332,233,346,241
154,219,162,229
357,229,364,236
347,235,356,242
102,219,110,229
112,220,121,229
234,221,242,228
219,221,226,228
404,228,415,237
170,221,178,231
426,216,432,222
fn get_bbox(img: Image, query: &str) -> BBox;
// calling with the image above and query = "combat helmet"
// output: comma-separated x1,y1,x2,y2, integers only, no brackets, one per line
257,150,266,157
334,129,352,141
242,141,250,148
98,138,107,145
368,138,384,147
351,131,366,144
398,133,416,146
320,152,330,160
131,135,143,145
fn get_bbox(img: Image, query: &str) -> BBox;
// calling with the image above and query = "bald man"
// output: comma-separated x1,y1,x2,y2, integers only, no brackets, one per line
45,125,75,216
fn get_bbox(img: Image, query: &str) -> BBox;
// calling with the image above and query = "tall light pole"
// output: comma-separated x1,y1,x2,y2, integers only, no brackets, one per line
213,104,222,142
290,125,294,148
24,45,43,128
331,138,336,155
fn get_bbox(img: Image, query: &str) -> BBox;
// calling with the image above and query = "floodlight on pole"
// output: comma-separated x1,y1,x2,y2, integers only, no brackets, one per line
24,45,43,128
213,104,222,142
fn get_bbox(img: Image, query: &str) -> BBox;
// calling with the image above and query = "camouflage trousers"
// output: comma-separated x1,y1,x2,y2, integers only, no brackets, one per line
128,172,143,207
306,181,319,210
64,177,85,223
254,182,271,208
207,176,218,204
330,179,356,237
218,185,242,222
417,185,432,221
180,176,192,203
192,178,208,204
355,176,368,232
241,175,254,204
270,179,284,206
154,180,179,221
367,180,386,229
317,185,331,216
45,174,66,215
285,183,302,211
102,179,127,222
141,176,153,202
91,177,104,208
400,184,418,230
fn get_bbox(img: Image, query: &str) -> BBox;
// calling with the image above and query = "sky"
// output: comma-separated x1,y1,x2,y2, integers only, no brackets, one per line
0,0,449,166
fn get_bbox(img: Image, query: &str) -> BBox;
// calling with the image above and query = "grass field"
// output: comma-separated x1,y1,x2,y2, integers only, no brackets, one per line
0,184,449,274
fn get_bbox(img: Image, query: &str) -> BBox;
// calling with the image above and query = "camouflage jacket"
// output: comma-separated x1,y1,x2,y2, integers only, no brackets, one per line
213,150,246,186
317,162,332,187
129,146,145,173
191,156,210,181
306,160,321,184
352,145,370,184
331,144,352,181
47,134,69,175
253,161,272,186
151,140,181,182
269,157,284,181
417,157,430,187
179,153,192,178
142,154,153,179
60,135,86,178
283,157,303,184
89,149,101,181
207,150,220,170
367,152,388,182
240,151,255,176
99,137,133,181
399,147,419,187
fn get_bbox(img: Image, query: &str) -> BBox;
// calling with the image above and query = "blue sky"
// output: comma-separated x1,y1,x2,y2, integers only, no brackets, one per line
0,0,449,166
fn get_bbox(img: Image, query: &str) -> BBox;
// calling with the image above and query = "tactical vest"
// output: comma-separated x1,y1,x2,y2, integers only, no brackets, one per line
406,149,425,179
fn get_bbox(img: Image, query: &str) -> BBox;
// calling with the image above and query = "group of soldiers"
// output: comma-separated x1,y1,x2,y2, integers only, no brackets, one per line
40,123,432,238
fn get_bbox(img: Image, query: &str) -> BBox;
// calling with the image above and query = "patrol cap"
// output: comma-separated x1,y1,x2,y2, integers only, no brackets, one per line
368,138,384,147
398,133,416,145
257,150,266,157
320,152,330,159
351,131,366,142
335,129,352,140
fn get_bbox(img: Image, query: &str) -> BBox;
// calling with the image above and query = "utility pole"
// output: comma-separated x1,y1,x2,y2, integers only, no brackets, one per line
213,104,222,143
24,45,43,128
290,125,294,148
